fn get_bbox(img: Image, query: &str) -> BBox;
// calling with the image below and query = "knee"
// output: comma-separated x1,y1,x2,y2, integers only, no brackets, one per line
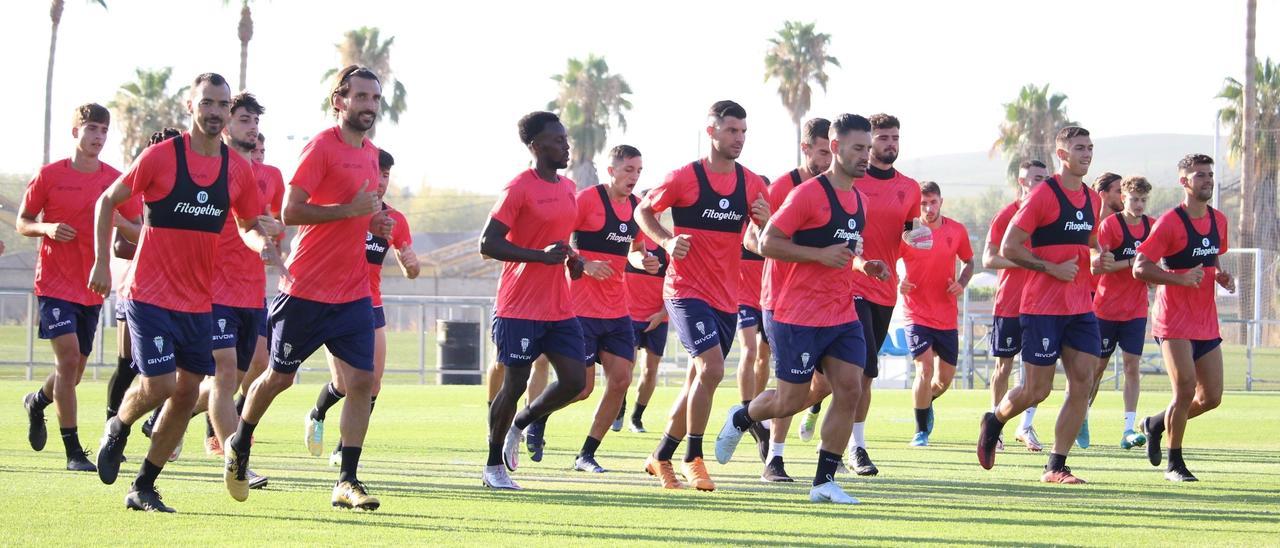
606,372,631,394
932,381,951,395
1171,382,1196,406
344,371,374,395
699,363,725,386
1028,382,1052,404
1197,391,1222,411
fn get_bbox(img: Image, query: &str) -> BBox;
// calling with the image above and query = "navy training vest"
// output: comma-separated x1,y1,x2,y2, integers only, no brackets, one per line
366,204,392,265
791,176,865,251
1160,206,1221,270
1029,176,1094,248
572,185,638,257
670,161,749,234
1114,214,1152,260
144,135,231,234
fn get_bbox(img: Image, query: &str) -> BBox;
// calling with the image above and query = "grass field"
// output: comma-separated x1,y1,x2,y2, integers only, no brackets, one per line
1,380,1277,546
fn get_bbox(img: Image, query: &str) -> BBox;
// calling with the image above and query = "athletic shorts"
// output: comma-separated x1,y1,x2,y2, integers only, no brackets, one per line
989,315,1022,358
114,297,127,322
632,320,668,357
905,324,959,366
491,315,584,368
126,299,213,377
736,305,769,344
211,304,263,372
37,296,101,356
1020,312,1102,366
257,298,269,338
269,294,375,373
373,306,387,329
1099,317,1147,358
1154,337,1223,361
854,296,894,378
764,311,865,384
580,316,635,364
667,298,736,358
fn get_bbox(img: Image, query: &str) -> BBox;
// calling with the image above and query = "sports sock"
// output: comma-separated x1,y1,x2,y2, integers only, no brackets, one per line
851,422,866,449
768,442,785,462
106,356,136,418
654,434,681,461
616,398,627,421
232,420,256,452
486,438,503,466
731,406,755,431
814,449,841,486
809,402,822,414
1020,406,1037,431
1146,411,1167,436
1123,411,1137,432
60,427,83,458
369,395,377,413
1167,448,1185,471
579,436,601,458
205,415,215,439
914,408,929,433
684,434,704,462
234,394,245,417
134,458,163,491
1047,452,1067,472
631,403,647,422
339,446,361,483
32,389,53,410
311,383,345,421
742,399,751,408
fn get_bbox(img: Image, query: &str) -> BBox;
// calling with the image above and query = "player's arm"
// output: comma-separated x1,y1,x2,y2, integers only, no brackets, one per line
1133,252,1201,287
1087,230,1116,274
281,181,379,226
1000,225,1076,282
743,223,763,255
982,225,1017,269
957,256,976,288
87,181,136,296
478,217,567,265
635,199,686,259
394,244,420,279
15,204,75,242
759,223,851,268
111,230,136,260
627,238,660,274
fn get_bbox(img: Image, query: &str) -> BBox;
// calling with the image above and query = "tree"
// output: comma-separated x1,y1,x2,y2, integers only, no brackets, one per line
990,83,1075,185
223,0,257,91
43,0,107,165
764,21,839,165
547,54,633,190
320,27,408,137
107,67,189,164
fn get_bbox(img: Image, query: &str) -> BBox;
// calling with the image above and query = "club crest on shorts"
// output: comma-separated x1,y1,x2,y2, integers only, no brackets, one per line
1041,337,1050,351
520,338,530,353
718,198,730,210
801,352,810,367
1103,338,1109,347
153,336,164,353
911,334,920,345
619,223,628,233
1005,336,1013,347
696,321,706,335
51,308,61,321
197,190,209,204
282,342,293,358
218,318,227,333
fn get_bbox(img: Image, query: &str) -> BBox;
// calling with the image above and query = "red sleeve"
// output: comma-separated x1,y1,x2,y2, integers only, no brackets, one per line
770,183,820,237
268,167,285,216
956,223,974,262
748,173,770,206
1011,185,1053,235
642,167,694,214
389,209,412,248
1098,215,1123,251
573,187,601,232
1136,214,1182,260
905,181,922,223
1217,210,1230,254
19,171,48,217
115,195,143,219
230,158,263,221
489,181,524,228
289,138,327,196
119,146,164,199
988,206,1011,247
767,178,793,211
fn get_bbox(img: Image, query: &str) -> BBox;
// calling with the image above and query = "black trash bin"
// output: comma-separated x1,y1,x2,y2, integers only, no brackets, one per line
437,320,481,385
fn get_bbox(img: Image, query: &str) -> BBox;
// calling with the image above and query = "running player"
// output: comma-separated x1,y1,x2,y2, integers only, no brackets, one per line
978,126,1111,484
899,181,974,447
1090,175,1153,450
1133,154,1231,482
18,103,137,471
479,110,588,490
637,100,770,491
224,65,392,510
983,159,1048,451
715,113,887,504
622,210,668,434
1073,171,1124,448
89,73,275,512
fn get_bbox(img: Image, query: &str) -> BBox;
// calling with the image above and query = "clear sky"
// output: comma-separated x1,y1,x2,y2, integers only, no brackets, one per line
2,0,1275,193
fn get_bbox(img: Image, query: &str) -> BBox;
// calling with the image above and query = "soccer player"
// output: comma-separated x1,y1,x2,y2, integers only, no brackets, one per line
18,103,137,471
898,181,974,447
978,126,1112,484
845,113,931,476
637,100,770,491
479,110,588,490
306,148,417,466
715,113,887,504
224,65,392,510
1090,175,1153,450
1094,172,1124,220
89,73,275,512
983,159,1048,452
243,130,285,397
622,224,668,434
1133,154,1231,482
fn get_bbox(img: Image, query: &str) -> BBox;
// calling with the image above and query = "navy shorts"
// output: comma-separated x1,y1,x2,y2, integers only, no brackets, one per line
989,315,1022,358
37,296,101,356
257,298,269,338
906,324,959,366
737,305,769,344
491,316,584,368
580,316,635,364
1020,312,1102,366
632,320,668,357
212,304,262,372
854,297,894,379
667,298,736,358
1155,337,1223,361
1099,317,1147,358
764,311,865,384
269,294,375,373
126,299,214,377
373,306,387,329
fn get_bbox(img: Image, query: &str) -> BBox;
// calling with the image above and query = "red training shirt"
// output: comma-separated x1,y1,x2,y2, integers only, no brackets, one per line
1136,206,1229,340
1094,213,1151,321
490,169,578,321
1010,178,1100,316
900,216,973,330
851,168,921,307
766,178,863,327
570,185,634,319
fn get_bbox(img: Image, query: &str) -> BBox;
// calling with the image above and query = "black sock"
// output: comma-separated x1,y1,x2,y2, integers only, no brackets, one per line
312,383,345,421
232,420,256,452
1168,448,1185,471
1147,411,1167,436
914,408,930,433
615,398,627,421
339,446,361,483
580,436,601,458
60,427,83,458
742,399,751,408
487,438,503,467
1047,452,1068,471
369,395,377,413
814,449,841,486
809,402,822,414
335,439,344,453
654,434,681,461
631,403,647,422
205,415,215,439
234,394,245,417
147,405,163,426
106,356,136,418
134,458,163,491
33,389,53,410
107,416,127,436
684,434,704,462
731,406,755,431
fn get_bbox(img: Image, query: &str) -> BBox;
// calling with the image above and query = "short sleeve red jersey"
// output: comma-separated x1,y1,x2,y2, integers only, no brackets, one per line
900,217,973,330
625,233,667,321
255,162,285,217
279,127,381,304
989,201,1026,317
1137,206,1229,340
121,134,261,313
570,185,636,319
641,160,768,314
491,170,578,321
1094,213,1152,321
21,159,124,306
767,178,864,327
211,161,271,308
366,206,411,307
1011,177,1100,316
761,170,807,312
850,168,922,306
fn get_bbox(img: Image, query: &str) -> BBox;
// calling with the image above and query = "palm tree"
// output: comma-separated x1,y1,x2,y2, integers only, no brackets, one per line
547,54,633,190
990,83,1075,185
223,0,257,91
43,0,108,165
107,67,189,164
763,21,840,165
320,27,408,137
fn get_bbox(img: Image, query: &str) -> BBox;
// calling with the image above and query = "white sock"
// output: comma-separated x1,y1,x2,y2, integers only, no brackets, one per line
1019,407,1037,431
768,442,785,461
1124,412,1137,432
761,418,773,430
851,422,866,450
